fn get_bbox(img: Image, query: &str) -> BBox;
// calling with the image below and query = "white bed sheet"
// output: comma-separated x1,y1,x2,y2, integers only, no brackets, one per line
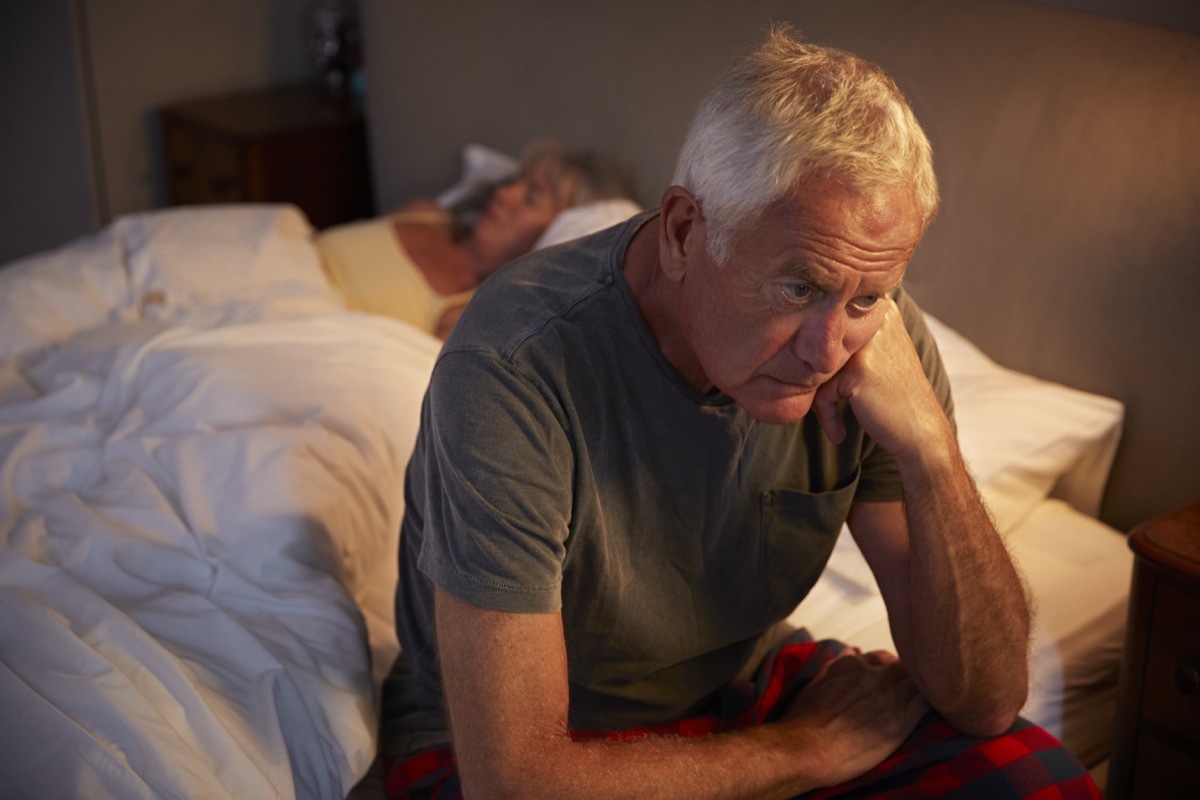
0,311,439,799
789,497,1133,766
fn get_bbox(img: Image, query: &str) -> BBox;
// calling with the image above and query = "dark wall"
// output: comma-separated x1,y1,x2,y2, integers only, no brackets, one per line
0,1,97,264
0,0,318,265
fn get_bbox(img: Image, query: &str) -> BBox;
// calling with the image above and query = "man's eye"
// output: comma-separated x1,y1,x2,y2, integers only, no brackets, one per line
853,294,881,310
781,282,812,301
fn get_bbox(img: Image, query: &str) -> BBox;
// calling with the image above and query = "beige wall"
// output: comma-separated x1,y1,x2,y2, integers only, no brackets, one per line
4,0,1191,258
1,0,1197,530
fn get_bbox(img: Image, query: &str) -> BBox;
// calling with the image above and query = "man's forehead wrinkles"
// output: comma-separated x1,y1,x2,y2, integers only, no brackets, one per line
777,216,915,259
776,239,912,281
776,261,906,297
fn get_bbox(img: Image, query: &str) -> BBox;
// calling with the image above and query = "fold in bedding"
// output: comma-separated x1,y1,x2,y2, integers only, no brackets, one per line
0,314,439,799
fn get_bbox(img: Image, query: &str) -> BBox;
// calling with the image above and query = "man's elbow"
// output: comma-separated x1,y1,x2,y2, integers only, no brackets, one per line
947,706,1023,739
460,766,539,800
940,681,1028,739
457,738,576,800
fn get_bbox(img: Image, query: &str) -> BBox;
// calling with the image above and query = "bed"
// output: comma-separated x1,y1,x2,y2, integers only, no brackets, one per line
0,190,1131,797
0,204,441,799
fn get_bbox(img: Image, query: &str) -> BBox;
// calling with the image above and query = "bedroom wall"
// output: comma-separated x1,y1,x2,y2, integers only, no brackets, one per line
79,0,318,221
0,0,321,264
0,1,98,265
1,1,1194,531
361,0,1200,532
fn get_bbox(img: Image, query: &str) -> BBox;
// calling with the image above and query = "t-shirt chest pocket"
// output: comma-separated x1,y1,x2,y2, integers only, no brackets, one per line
758,468,860,617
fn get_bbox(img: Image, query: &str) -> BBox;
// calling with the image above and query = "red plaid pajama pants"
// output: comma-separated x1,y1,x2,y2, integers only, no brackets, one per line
382,634,1102,799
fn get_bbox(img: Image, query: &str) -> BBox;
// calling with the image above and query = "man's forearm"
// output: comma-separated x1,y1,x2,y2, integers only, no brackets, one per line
451,663,928,800
890,427,1031,736
437,591,925,800
460,725,816,800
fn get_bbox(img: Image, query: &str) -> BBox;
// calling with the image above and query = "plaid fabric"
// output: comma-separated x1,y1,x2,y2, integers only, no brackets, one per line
382,745,461,800
383,633,1101,799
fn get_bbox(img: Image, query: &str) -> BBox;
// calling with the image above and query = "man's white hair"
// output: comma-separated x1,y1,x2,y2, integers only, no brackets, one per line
672,26,939,264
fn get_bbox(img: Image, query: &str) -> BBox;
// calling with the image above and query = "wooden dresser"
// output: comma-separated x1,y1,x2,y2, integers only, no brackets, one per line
1107,501,1200,799
161,82,374,229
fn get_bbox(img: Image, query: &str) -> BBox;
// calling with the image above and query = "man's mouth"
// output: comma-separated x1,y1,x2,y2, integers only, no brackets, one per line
761,375,823,395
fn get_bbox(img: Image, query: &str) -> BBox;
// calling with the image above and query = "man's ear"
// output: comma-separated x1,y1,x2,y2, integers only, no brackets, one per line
658,186,702,283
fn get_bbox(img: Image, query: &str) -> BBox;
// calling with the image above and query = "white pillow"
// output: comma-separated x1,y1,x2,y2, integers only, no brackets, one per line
435,143,519,210
0,226,136,362
533,199,644,250
118,204,344,324
925,314,1124,533
812,316,1125,598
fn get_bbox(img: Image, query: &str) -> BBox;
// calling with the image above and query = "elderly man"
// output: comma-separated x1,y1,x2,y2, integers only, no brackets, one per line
380,27,1100,799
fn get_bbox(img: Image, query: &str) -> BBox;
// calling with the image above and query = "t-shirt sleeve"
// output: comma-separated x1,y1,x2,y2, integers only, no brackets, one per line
852,288,955,502
414,349,574,614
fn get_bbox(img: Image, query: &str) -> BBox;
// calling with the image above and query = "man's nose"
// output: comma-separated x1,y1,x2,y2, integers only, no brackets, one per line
793,309,845,375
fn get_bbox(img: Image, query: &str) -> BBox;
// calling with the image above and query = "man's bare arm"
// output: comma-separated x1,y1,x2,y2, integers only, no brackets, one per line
848,496,1029,736
434,586,926,800
815,302,1030,736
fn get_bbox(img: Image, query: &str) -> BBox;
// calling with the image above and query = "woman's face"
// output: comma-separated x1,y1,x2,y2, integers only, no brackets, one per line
470,165,567,273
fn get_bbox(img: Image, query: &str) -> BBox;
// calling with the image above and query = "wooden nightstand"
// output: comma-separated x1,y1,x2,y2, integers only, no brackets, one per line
1107,501,1200,799
161,82,374,229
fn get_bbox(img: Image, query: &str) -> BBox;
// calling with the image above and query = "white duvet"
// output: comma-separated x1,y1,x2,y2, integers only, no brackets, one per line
0,312,439,799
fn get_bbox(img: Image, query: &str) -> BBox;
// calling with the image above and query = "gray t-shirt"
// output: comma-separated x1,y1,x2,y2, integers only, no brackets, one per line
384,211,953,757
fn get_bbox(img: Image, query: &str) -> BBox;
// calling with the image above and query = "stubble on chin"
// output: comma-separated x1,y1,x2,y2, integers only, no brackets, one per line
734,379,819,426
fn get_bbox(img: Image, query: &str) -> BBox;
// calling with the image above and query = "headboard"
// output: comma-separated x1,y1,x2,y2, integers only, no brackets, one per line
360,0,1200,532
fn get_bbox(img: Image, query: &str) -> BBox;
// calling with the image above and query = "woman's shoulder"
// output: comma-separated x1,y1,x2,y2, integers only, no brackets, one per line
389,204,479,295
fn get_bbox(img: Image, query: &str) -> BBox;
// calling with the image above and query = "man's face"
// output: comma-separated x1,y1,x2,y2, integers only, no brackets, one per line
674,179,925,424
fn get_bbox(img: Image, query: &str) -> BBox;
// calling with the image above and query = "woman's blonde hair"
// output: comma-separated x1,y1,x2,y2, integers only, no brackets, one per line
672,26,939,264
520,139,638,210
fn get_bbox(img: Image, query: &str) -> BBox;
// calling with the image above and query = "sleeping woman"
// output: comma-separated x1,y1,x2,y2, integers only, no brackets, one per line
316,140,638,339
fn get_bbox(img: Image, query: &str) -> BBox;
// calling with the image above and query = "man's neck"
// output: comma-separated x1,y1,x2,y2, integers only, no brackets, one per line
621,216,710,392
